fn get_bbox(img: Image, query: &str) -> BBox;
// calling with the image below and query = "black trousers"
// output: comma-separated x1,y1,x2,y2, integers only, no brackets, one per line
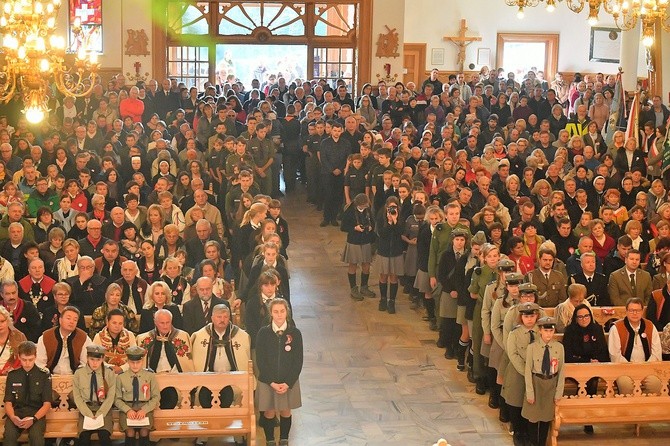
321,173,344,222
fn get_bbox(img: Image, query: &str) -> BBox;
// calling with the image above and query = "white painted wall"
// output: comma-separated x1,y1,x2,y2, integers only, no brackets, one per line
371,0,405,85
403,0,647,78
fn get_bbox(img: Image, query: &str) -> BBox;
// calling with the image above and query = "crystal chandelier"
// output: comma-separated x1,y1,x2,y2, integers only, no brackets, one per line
0,0,100,123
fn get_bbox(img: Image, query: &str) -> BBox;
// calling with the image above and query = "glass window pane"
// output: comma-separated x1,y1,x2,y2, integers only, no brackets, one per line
168,2,209,35
219,3,305,36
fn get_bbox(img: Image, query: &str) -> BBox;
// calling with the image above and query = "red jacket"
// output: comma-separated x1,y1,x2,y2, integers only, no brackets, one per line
119,98,145,123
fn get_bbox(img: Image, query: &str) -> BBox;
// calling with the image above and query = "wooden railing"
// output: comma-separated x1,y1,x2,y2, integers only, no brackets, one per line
552,362,670,445
0,363,256,445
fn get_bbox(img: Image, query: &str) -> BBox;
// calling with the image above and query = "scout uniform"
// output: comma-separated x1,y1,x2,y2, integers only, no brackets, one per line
522,317,565,446
502,301,540,446
485,270,523,410
467,247,498,388
3,360,52,446
71,345,116,438
115,346,160,435
502,283,547,347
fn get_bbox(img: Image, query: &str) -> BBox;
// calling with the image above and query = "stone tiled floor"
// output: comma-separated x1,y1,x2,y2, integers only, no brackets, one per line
169,189,670,446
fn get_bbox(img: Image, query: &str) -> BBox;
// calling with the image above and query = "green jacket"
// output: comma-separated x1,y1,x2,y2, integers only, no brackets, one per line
0,215,35,242
26,190,59,217
427,222,470,278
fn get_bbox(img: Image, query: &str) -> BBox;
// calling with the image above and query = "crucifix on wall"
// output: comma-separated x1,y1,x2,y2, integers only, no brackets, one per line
444,19,481,72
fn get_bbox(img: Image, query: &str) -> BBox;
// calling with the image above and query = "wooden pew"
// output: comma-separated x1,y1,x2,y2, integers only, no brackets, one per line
0,363,256,445
543,306,628,328
552,362,670,446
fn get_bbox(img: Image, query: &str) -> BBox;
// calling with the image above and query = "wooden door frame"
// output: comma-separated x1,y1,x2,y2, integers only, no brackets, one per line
403,43,427,87
496,33,559,81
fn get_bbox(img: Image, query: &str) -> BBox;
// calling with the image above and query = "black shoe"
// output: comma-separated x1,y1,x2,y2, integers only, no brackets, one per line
316,205,323,211
488,394,499,409
584,425,594,435
409,296,419,310
330,220,339,226
475,383,487,395
444,347,455,360
428,318,438,331
467,370,476,383
387,300,396,314
499,411,509,423
436,339,447,348
319,220,329,227
378,299,387,311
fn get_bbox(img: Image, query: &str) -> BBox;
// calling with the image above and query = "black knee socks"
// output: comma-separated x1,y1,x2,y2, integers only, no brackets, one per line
389,282,398,300
280,415,292,440
379,282,388,299
348,273,357,288
424,297,435,318
262,416,275,441
361,273,369,287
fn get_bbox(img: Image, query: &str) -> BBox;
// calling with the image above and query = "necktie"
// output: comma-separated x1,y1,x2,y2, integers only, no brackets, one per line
545,273,550,281
587,276,592,283
90,372,99,402
203,301,210,316
542,345,551,376
455,252,461,261
23,371,30,404
132,376,139,403
529,330,535,343
630,273,636,290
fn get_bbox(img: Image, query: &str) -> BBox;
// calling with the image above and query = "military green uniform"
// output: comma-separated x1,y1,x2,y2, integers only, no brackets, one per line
115,367,160,430
468,263,497,382
3,365,52,446
248,136,276,195
225,153,256,178
502,308,540,408
72,363,117,434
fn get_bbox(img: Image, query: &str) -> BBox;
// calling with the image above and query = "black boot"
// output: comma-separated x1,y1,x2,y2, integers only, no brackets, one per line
436,319,448,348
475,377,487,395
466,346,475,383
487,367,499,408
387,298,396,314
499,397,510,423
378,297,387,312
125,436,136,446
456,339,468,371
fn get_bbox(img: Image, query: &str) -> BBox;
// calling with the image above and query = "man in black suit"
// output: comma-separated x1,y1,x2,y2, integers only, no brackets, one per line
66,256,107,316
568,189,597,224
570,251,610,306
182,277,229,335
183,219,223,268
153,78,181,121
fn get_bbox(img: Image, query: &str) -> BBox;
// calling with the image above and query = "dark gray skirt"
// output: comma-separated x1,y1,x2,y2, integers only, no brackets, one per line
257,380,302,411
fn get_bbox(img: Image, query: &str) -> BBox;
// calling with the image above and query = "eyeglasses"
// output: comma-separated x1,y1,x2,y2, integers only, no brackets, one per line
627,309,643,314
575,314,591,320
79,265,94,270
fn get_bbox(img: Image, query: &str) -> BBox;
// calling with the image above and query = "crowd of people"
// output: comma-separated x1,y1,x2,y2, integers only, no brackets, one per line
0,63,669,446
0,74,309,446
